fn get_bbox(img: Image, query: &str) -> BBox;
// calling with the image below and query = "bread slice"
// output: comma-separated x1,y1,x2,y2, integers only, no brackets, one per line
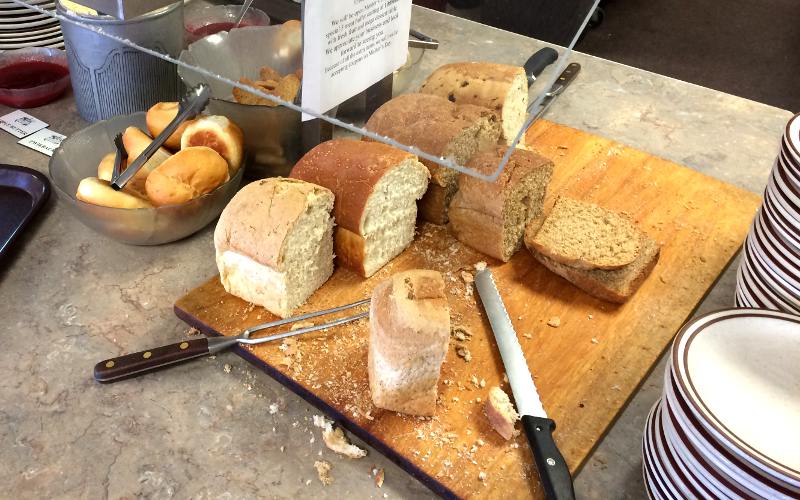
290,139,430,277
527,227,660,303
369,270,450,416
364,93,501,224
528,196,643,270
448,146,553,261
420,62,528,147
484,386,519,440
214,178,334,318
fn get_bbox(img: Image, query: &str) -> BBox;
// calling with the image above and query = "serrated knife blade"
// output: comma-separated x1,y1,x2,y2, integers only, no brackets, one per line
475,268,575,500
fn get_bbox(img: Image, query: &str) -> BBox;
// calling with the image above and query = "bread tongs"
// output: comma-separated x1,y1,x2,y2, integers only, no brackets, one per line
93,298,369,383
110,84,210,190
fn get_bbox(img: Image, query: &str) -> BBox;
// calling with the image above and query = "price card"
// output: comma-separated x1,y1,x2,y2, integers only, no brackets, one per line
301,0,412,121
0,110,48,138
18,128,66,157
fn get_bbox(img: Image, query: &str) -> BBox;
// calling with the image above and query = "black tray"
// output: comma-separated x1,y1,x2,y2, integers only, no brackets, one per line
0,164,50,261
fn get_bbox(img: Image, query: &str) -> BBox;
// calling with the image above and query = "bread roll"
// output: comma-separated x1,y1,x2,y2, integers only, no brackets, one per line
122,127,172,178
364,93,501,224
369,270,450,416
448,146,553,262
96,152,148,198
420,62,528,147
214,178,335,318
180,115,245,174
76,177,153,209
145,102,196,151
290,139,429,277
145,146,230,207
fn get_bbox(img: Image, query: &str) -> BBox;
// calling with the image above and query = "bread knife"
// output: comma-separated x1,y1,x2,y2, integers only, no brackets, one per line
475,269,575,500
528,62,581,117
525,47,559,87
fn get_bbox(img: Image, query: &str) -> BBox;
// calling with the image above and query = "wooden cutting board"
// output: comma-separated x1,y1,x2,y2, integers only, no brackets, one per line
175,121,760,499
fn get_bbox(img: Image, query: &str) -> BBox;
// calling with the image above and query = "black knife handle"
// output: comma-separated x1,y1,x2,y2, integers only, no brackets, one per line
525,47,559,85
93,338,210,383
522,415,575,500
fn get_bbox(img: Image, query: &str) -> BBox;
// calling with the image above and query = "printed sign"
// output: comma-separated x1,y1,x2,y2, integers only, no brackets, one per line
301,0,412,121
18,128,66,157
0,110,48,138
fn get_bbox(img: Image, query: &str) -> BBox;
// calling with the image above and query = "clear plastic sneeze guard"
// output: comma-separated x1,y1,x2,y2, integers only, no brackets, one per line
10,0,601,182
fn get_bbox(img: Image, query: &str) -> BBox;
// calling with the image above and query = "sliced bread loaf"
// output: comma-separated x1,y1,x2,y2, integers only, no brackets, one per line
369,270,450,416
290,139,430,277
420,62,528,147
448,146,553,261
364,93,501,224
526,222,660,303
214,178,335,318
528,196,643,270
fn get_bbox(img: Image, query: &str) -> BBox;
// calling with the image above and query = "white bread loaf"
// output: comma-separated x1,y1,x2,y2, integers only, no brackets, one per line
364,93,501,224
180,115,245,175
420,62,528,147
369,270,450,416
448,146,553,262
290,139,429,277
214,178,335,318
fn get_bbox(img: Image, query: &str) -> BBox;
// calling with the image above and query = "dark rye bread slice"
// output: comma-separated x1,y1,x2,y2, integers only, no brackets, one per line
528,196,643,270
526,226,661,303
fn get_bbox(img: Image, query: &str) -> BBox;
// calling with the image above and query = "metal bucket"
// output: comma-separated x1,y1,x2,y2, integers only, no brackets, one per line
57,1,184,122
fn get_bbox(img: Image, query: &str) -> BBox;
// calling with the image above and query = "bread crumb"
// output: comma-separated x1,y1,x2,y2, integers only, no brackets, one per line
314,461,333,485
290,320,315,331
523,333,532,339
223,364,231,373
457,347,472,362
478,471,487,482
591,338,599,344
280,446,285,452
480,378,486,388
474,261,487,271
315,415,367,458
547,317,561,328
451,325,473,342
588,314,594,320
375,468,385,488
185,327,200,336
461,271,474,284
269,403,279,414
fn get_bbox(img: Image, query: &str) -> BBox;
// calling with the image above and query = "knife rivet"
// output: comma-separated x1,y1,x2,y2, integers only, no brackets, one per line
105,361,114,368
547,458,556,466
143,351,152,359
179,342,189,350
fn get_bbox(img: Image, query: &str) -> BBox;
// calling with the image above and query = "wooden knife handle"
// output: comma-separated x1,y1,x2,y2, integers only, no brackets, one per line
93,338,210,383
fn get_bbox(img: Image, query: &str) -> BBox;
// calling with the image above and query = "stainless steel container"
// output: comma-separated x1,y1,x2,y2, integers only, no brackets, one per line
57,1,184,122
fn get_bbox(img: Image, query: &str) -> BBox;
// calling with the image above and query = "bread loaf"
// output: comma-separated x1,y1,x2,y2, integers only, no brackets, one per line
76,177,153,209
364,93,501,224
290,139,429,277
145,102,196,151
145,146,229,207
420,62,528,147
122,127,172,178
369,270,450,416
214,178,335,318
527,196,643,270
448,146,553,261
180,115,245,174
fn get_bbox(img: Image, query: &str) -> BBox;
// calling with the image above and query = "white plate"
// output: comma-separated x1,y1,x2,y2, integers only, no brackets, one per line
0,34,61,49
0,10,51,22
0,2,54,14
751,211,800,276
784,113,800,166
762,196,800,253
643,402,679,500
0,0,52,8
0,27,60,42
0,15,56,28
672,309,800,485
0,22,58,37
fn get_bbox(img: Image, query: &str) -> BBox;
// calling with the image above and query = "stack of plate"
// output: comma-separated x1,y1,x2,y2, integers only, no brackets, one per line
642,309,800,499
0,0,62,50
736,113,800,312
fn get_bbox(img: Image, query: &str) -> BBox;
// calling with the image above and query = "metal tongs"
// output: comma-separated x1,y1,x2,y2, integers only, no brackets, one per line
93,298,370,383
409,28,439,50
110,84,211,190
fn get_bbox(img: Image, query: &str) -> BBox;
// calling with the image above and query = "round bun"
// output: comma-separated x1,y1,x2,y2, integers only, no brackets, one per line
145,146,230,206
97,152,149,198
122,126,172,178
180,115,245,174
76,177,153,209
146,102,196,151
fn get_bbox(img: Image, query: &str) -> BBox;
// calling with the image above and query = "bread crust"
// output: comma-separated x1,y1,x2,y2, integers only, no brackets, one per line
290,139,419,234
449,147,554,261
146,102,196,151
214,177,333,271
145,146,229,206
369,270,450,416
334,227,367,276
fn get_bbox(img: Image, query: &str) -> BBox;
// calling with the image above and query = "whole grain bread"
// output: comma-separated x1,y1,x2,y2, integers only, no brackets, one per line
448,146,553,261
368,270,450,416
420,62,528,147
364,93,501,224
528,196,643,270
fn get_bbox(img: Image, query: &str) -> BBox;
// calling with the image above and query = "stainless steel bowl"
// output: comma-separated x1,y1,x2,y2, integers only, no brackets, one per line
49,112,243,245
178,26,302,178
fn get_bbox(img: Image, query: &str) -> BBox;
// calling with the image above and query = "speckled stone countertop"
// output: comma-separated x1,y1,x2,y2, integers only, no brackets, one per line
0,7,792,499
